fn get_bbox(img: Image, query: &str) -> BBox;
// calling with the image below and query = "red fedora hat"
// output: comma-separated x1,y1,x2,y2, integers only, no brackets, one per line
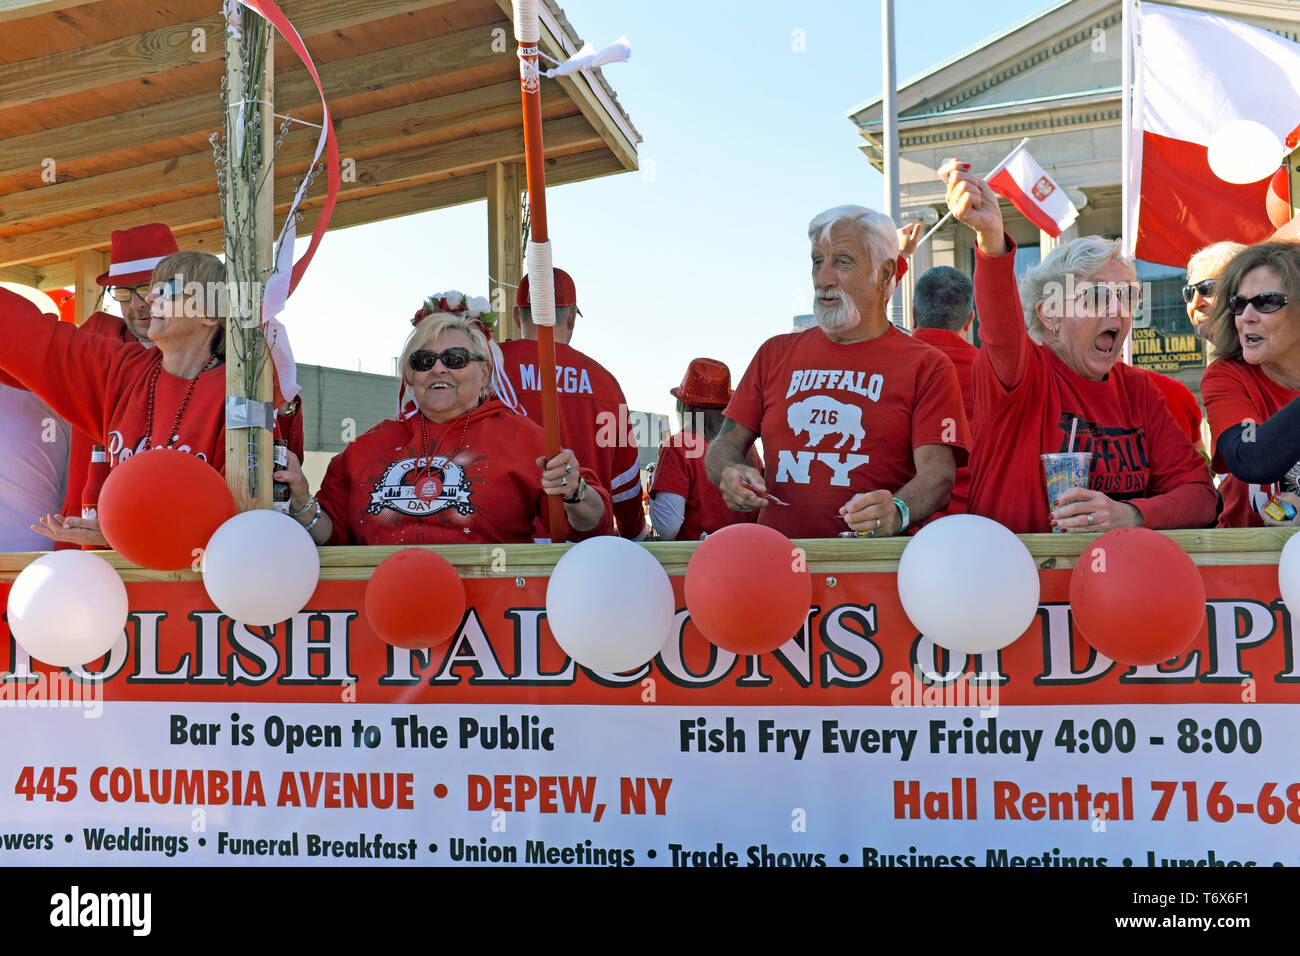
671,357,733,409
96,223,180,287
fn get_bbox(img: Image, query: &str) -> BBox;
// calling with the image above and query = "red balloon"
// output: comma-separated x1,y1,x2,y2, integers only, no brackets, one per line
1267,167,1292,228
98,449,236,570
1069,527,1205,666
365,549,466,649
684,524,812,655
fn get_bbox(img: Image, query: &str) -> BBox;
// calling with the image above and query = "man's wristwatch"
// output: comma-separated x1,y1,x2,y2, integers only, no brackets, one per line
563,476,588,505
891,496,910,533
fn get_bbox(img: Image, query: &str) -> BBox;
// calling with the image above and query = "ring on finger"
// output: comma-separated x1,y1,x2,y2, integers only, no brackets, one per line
564,463,572,474
561,476,567,487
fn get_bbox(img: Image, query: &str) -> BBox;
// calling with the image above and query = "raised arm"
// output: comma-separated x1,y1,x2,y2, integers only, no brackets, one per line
938,159,1029,391
0,287,127,440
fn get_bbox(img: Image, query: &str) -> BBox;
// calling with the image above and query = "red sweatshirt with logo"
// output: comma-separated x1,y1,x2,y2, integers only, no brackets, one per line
315,397,614,545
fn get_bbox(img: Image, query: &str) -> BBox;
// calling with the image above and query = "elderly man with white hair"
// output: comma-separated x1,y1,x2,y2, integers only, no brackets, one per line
706,204,970,538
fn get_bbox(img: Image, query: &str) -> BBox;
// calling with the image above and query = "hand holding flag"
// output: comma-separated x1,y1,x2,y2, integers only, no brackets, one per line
938,157,1007,256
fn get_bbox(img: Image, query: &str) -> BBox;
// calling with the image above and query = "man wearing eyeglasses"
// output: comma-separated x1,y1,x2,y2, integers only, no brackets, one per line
1184,242,1246,339
36,224,177,549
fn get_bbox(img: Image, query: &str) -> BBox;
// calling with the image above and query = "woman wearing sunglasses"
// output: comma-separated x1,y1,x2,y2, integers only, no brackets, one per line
276,294,612,545
938,159,1217,533
1201,242,1300,527
0,252,232,484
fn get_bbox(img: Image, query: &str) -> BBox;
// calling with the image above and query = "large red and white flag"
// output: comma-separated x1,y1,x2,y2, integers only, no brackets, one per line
1128,2,1300,267
987,144,1079,237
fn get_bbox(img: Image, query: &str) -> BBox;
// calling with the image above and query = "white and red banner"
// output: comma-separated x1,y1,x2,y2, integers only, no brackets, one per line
1,566,1298,866
1128,2,1300,267
987,144,1078,238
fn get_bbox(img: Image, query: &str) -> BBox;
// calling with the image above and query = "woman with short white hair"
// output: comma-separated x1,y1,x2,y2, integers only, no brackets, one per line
939,159,1217,533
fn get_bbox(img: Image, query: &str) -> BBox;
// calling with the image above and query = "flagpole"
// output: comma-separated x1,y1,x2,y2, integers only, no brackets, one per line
1122,0,1134,254
914,137,1031,251
881,0,902,326
513,0,567,542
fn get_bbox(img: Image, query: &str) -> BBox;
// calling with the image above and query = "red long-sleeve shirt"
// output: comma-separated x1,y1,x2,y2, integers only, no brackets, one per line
0,289,226,473
968,239,1217,533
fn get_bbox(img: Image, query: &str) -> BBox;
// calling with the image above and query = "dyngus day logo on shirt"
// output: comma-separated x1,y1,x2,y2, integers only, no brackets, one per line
370,456,474,517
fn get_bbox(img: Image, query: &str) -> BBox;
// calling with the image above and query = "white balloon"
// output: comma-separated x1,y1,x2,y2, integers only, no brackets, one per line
546,536,675,672
1206,120,1284,185
7,551,128,667
1278,532,1300,618
0,282,60,317
897,514,1040,654
202,510,320,626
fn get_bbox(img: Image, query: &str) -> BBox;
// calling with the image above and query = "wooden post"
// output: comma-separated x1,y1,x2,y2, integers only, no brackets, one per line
486,161,524,339
222,7,275,512
73,250,104,325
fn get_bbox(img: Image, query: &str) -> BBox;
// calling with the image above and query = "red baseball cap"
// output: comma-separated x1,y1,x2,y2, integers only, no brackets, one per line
516,268,581,315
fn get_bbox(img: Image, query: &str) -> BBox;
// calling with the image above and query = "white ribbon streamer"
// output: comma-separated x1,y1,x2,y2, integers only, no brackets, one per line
542,37,630,78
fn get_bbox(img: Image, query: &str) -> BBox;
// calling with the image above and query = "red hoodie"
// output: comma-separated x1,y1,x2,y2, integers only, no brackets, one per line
316,397,614,545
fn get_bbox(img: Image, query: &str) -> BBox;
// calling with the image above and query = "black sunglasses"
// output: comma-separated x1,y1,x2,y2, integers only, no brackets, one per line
1181,278,1218,304
409,347,484,372
1228,292,1288,316
109,283,151,302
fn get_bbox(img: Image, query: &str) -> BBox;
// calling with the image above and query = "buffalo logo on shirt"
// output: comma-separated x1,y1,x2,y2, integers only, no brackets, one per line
369,455,474,517
787,395,865,451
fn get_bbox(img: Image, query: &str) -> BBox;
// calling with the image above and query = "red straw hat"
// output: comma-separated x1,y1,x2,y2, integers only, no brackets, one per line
96,223,180,287
516,268,582,315
671,357,733,408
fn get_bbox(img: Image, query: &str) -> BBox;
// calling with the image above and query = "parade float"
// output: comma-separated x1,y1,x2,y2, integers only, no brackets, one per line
0,0,1297,870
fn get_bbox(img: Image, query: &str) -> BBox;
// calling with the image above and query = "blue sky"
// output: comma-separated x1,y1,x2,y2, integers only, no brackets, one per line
280,0,1054,421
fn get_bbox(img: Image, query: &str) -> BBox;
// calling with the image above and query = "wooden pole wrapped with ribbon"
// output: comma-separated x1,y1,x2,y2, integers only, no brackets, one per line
513,0,567,542
218,0,340,512
221,0,275,512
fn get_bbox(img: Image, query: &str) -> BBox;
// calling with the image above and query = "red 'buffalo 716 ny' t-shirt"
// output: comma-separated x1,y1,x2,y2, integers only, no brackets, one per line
1202,357,1300,527
725,325,970,538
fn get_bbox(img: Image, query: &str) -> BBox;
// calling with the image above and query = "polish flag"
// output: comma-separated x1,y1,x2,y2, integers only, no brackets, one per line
1129,2,1300,267
987,144,1079,237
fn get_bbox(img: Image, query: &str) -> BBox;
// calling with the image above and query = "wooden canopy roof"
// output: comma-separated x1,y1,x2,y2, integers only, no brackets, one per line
0,0,640,290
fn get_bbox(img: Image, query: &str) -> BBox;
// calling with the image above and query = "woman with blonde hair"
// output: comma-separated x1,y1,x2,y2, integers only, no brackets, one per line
278,292,612,544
